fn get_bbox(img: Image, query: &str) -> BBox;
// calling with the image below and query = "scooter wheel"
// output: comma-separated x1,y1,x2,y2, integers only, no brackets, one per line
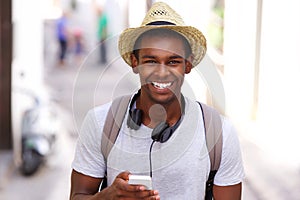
20,149,43,176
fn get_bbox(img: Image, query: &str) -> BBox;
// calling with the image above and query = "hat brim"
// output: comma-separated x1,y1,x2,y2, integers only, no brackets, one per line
118,25,207,68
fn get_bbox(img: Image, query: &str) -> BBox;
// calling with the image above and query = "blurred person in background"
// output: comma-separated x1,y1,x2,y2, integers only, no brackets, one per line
96,6,108,65
70,2,244,200
56,10,70,66
72,26,85,64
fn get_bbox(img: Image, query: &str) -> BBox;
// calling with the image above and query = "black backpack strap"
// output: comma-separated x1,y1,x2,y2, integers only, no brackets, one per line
199,102,223,200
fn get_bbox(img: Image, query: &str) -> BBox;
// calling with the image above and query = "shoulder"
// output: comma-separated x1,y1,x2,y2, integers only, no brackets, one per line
181,98,245,185
72,103,112,178
220,116,239,143
215,115,245,185
79,102,111,137
88,102,111,125
184,97,202,113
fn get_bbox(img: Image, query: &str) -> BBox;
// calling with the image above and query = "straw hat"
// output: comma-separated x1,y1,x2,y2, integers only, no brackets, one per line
118,2,207,68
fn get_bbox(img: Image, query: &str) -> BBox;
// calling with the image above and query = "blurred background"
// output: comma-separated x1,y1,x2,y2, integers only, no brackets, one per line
1,0,300,199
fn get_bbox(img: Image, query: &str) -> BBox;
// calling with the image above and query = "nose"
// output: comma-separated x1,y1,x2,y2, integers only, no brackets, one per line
155,64,170,76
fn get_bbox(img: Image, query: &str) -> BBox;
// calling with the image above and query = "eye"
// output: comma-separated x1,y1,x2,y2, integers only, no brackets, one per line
168,60,182,65
143,60,157,64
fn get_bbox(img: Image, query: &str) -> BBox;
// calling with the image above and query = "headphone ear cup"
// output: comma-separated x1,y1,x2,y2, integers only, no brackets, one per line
151,122,170,143
127,109,143,130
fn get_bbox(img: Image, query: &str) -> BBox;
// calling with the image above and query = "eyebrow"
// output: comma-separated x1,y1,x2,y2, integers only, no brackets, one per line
141,55,156,59
169,55,184,59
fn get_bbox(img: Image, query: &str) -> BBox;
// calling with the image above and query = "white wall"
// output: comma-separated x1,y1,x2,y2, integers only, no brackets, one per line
223,0,300,166
12,0,47,164
12,0,45,86
256,0,300,165
223,0,259,121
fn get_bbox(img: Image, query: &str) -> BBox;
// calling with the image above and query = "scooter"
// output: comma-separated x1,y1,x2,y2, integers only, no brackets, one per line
19,90,59,176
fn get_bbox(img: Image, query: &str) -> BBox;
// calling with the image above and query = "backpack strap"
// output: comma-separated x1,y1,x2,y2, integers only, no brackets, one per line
199,102,223,200
101,95,132,162
100,95,131,191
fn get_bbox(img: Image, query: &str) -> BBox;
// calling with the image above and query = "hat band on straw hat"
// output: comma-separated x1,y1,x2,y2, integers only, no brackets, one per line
146,21,176,26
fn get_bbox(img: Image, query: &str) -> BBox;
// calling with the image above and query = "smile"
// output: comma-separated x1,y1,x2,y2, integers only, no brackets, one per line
151,81,172,89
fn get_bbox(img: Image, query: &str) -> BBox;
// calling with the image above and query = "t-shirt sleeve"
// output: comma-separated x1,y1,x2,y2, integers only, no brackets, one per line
213,117,245,186
71,105,109,178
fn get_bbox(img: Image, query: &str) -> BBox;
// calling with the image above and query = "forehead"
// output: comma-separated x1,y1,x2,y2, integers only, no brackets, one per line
138,35,186,57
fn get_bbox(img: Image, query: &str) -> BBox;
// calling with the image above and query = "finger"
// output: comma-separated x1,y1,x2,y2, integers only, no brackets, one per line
123,189,160,199
135,189,160,199
114,172,143,192
116,171,131,181
114,171,133,190
118,181,145,192
142,189,160,199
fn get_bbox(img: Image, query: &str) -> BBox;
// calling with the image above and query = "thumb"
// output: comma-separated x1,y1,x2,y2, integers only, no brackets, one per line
116,171,131,181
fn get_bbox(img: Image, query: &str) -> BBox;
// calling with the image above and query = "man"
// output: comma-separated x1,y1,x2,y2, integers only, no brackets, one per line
56,11,69,66
70,2,244,200
96,6,108,64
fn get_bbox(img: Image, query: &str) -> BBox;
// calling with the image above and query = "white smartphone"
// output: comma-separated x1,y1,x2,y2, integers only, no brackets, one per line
128,175,152,190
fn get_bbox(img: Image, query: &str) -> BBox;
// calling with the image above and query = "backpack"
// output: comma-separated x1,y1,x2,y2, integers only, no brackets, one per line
101,95,223,200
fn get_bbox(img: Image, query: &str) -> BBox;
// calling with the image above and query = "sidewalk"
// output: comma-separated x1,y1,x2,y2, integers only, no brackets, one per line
239,124,300,200
0,125,76,200
0,151,14,190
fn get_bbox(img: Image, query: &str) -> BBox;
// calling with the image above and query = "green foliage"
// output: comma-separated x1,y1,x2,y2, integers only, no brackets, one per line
207,6,224,52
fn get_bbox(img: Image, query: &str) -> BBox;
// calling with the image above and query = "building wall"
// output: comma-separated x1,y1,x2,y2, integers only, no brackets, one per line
223,0,300,166
256,0,300,165
223,0,259,121
11,0,45,163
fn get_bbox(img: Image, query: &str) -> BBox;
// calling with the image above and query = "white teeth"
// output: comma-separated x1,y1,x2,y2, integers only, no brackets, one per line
152,82,172,89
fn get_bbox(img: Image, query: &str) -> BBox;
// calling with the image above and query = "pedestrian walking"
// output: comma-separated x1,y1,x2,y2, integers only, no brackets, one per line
96,6,108,64
56,11,70,66
70,2,244,200
72,26,85,64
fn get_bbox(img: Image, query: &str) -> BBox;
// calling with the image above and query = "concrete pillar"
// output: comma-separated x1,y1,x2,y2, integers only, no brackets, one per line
223,0,260,121
256,0,300,165
12,0,44,85
224,0,300,165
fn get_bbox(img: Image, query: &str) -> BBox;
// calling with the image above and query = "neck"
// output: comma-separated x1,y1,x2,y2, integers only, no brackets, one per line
136,93,184,128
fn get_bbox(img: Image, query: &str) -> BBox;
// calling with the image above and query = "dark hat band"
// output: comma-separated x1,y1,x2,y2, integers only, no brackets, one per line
146,21,176,26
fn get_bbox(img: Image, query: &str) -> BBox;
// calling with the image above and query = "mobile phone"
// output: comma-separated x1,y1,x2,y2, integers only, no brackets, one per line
128,175,152,190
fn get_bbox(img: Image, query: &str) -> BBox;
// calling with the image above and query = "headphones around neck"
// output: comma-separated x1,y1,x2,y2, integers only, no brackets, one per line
127,91,185,143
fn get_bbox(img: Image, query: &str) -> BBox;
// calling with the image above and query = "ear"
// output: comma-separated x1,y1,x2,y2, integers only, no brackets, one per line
185,55,193,74
130,53,139,74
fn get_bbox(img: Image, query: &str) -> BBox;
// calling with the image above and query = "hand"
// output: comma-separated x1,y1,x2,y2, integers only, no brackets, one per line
99,171,160,200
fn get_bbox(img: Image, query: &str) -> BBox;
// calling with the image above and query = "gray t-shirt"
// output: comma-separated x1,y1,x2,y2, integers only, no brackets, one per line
72,97,245,199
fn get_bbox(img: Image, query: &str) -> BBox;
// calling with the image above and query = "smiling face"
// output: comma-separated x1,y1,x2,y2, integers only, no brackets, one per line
130,29,193,106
